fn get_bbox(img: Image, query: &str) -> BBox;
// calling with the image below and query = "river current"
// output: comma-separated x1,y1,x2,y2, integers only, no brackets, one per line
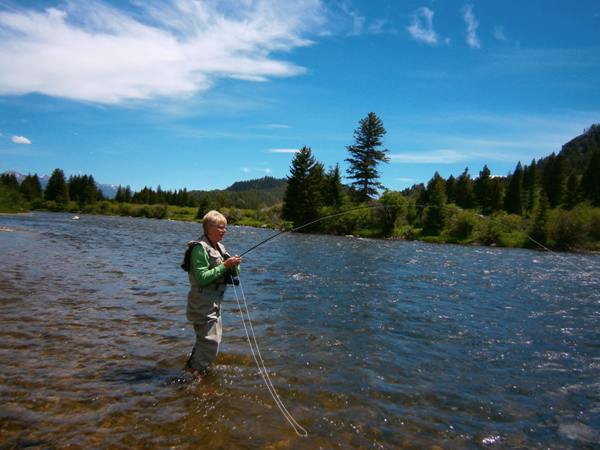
0,212,599,449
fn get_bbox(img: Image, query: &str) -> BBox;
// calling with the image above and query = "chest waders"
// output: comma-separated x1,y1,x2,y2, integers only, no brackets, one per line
185,236,228,375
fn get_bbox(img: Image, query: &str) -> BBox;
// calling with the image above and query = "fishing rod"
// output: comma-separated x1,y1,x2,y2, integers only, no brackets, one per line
239,203,396,257
237,201,590,272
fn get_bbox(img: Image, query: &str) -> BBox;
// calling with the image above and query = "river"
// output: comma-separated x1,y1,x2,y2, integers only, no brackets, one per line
0,212,599,449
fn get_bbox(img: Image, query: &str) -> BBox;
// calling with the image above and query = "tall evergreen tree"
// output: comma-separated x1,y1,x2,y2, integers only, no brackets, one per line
195,195,212,219
474,165,493,214
580,149,600,206
564,173,580,209
445,175,457,204
20,174,42,201
68,174,102,207
44,168,69,204
115,186,126,202
422,172,447,235
345,112,390,202
282,146,324,227
0,173,19,190
522,159,538,214
542,153,567,208
455,168,475,209
530,192,549,245
504,162,524,215
323,164,346,207
488,177,505,213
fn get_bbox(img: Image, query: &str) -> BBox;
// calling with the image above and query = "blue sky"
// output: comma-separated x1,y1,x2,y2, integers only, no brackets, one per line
0,0,599,191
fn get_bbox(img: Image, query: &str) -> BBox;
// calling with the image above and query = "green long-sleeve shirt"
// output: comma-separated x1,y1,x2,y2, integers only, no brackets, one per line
190,243,240,286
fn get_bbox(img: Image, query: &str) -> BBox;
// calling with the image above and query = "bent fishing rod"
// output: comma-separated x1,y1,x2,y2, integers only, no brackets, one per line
238,202,575,265
238,203,395,257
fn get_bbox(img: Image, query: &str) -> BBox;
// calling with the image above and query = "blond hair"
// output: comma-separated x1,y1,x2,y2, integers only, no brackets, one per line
202,210,227,234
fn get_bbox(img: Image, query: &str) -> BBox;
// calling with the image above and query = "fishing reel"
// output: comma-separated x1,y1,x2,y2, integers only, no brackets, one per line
224,271,240,286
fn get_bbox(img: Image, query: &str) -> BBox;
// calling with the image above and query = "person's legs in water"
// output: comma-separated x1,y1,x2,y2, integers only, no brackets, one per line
187,312,222,381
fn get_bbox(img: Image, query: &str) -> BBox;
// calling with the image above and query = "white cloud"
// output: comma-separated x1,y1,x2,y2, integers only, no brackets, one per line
493,25,507,42
0,0,325,105
11,135,31,144
335,1,387,36
264,124,291,129
243,167,272,174
462,4,481,49
268,148,300,153
390,149,467,164
407,7,438,45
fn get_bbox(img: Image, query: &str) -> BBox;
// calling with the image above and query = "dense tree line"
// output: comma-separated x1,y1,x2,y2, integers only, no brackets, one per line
0,169,105,212
0,168,287,219
280,115,600,250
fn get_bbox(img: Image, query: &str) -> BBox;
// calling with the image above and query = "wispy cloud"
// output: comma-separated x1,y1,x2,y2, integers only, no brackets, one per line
264,124,291,129
407,7,438,45
493,25,508,42
335,1,387,36
390,149,467,164
11,135,31,144
462,4,481,49
242,167,272,174
0,0,325,105
268,148,300,153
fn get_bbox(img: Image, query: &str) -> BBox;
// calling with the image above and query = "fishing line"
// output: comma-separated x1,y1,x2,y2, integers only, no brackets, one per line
227,202,595,436
239,202,595,274
231,277,308,438
239,203,396,257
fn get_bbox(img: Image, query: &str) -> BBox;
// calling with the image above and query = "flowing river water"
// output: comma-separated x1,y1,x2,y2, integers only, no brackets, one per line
0,212,599,449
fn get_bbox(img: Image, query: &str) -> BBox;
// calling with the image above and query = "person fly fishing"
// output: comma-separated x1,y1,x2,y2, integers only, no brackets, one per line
181,210,241,381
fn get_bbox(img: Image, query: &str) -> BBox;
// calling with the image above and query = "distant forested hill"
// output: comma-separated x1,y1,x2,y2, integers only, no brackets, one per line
554,124,600,172
189,176,287,209
226,176,287,192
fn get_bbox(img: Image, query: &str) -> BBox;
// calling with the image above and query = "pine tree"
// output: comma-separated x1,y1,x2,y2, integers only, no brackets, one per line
542,153,567,208
564,173,580,209
282,146,324,227
581,149,600,206
44,168,69,204
455,168,475,209
522,160,538,214
445,175,457,204
345,112,390,202
324,164,345,207
488,177,505,213
68,174,102,207
0,173,19,190
474,165,493,214
19,174,42,201
422,172,447,235
195,195,212,219
504,162,524,215
115,186,125,202
530,192,549,245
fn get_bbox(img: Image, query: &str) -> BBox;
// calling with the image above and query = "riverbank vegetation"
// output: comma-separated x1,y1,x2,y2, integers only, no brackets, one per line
1,118,599,251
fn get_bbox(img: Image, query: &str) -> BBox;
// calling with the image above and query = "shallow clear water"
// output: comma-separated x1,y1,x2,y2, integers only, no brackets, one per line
0,212,599,449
